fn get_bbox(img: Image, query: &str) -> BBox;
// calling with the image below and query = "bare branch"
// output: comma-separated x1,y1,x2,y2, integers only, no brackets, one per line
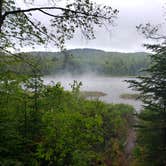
2,6,114,23
137,24,166,41
23,13,51,39
38,9,64,18
147,36,166,40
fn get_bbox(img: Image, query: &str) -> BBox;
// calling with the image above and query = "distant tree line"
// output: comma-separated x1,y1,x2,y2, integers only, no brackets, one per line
0,49,150,76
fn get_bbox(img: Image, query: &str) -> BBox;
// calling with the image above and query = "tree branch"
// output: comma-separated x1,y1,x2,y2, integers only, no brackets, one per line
147,35,166,40
23,13,51,39
39,9,64,19
0,0,3,32
2,6,113,24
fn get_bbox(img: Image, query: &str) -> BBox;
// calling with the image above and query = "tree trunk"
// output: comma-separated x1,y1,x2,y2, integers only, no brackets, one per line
0,0,3,32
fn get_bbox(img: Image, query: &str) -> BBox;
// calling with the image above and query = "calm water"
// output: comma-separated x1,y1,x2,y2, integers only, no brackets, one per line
43,74,142,112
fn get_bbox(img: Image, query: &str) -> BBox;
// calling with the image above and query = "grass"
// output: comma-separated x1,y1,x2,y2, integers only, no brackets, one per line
80,91,107,99
120,93,140,100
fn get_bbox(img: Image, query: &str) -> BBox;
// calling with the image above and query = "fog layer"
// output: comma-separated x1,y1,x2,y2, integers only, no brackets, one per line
43,74,142,112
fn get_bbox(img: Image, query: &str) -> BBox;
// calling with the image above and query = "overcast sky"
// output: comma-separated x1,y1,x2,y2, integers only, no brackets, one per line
20,0,165,52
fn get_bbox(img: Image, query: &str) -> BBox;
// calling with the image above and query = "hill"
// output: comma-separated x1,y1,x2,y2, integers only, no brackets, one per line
0,48,150,76
28,48,150,76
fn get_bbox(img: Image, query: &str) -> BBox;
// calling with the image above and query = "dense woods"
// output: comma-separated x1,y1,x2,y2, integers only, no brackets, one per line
0,77,135,165
128,43,166,166
0,0,166,165
0,0,135,165
0,49,150,76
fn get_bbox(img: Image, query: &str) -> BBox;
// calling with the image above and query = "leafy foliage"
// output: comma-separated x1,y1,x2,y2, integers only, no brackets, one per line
128,44,166,165
0,0,118,50
0,1,138,165
0,74,134,165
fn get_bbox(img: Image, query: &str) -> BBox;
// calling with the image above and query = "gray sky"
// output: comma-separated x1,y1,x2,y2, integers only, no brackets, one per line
20,0,165,52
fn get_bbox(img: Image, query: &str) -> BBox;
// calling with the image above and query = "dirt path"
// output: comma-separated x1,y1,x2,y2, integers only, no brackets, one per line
124,128,136,164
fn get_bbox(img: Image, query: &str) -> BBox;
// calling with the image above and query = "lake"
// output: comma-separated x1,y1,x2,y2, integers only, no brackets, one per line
43,74,142,112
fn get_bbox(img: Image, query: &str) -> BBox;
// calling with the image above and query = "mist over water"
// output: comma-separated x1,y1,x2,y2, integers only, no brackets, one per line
43,74,142,112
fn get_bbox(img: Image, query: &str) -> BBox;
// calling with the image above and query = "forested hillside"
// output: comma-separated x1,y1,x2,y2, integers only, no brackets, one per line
1,0,165,165
12,49,150,76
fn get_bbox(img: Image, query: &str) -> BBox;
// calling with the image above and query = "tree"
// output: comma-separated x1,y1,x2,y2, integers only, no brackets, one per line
128,24,166,165
0,1,119,165
0,0,118,51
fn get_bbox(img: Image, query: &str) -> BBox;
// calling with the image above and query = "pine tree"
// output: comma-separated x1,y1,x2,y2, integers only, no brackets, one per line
128,43,166,165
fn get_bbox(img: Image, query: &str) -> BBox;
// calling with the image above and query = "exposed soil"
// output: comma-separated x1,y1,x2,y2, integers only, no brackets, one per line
125,128,136,165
